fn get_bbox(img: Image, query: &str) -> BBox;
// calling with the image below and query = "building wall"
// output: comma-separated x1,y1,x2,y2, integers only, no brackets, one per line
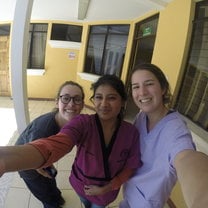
3,0,195,104
26,21,82,99
152,0,194,96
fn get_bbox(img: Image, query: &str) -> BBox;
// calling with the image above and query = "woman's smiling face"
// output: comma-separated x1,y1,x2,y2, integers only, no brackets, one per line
57,84,84,121
131,69,165,114
93,84,123,122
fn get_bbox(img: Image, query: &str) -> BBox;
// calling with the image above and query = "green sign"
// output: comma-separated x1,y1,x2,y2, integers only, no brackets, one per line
143,27,152,36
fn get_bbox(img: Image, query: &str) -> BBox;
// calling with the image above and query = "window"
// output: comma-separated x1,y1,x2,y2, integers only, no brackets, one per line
176,1,208,131
131,15,159,65
84,25,130,76
51,24,82,42
0,24,10,36
27,23,48,69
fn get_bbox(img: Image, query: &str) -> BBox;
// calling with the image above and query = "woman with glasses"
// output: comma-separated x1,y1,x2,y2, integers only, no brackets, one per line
15,81,85,208
0,75,142,208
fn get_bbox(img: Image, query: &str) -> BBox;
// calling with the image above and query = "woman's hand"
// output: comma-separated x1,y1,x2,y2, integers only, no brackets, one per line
84,185,104,196
84,183,112,196
36,165,57,179
36,168,53,178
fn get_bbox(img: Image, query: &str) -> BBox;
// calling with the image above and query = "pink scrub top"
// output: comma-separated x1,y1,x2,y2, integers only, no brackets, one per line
30,114,142,206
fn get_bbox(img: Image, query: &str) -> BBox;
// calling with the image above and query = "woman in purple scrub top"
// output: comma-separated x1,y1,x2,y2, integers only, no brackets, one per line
120,63,208,208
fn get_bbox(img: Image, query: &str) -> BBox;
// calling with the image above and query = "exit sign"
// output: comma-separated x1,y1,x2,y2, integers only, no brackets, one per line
143,27,152,36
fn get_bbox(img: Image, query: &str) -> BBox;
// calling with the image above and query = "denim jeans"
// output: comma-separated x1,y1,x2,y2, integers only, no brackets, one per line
79,195,105,208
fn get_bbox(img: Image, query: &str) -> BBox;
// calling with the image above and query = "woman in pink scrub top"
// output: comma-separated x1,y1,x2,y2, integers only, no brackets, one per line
0,74,142,208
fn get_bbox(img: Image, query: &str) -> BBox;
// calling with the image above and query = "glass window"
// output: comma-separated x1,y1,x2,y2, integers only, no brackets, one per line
176,1,208,131
136,17,158,38
51,24,82,42
132,15,159,66
84,25,130,76
27,23,48,69
0,24,10,36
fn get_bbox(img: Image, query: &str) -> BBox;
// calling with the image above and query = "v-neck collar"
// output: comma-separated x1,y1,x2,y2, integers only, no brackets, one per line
95,114,121,179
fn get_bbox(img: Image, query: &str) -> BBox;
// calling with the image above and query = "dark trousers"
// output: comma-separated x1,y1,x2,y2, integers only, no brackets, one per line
23,175,63,208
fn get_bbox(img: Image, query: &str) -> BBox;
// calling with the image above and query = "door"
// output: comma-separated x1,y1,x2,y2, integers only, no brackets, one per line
125,15,159,121
0,36,10,96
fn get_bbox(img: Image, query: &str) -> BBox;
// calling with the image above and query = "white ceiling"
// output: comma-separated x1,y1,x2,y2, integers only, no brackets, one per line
0,0,173,22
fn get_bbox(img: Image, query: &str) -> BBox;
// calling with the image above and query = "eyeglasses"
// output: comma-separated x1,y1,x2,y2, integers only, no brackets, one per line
59,94,83,105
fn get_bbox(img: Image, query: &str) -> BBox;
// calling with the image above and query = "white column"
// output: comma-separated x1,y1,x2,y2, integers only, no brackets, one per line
10,0,34,134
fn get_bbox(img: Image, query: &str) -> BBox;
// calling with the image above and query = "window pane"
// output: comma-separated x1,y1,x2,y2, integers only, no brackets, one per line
91,25,107,33
0,24,10,36
137,17,158,38
84,25,129,76
131,15,159,65
103,33,127,76
51,24,82,42
176,1,208,131
31,31,47,68
86,34,105,74
196,1,208,19
28,23,48,69
108,25,129,34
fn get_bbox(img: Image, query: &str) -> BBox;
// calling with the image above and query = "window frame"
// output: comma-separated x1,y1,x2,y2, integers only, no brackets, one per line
27,23,48,71
0,24,10,36
50,23,83,42
175,1,208,134
84,24,130,77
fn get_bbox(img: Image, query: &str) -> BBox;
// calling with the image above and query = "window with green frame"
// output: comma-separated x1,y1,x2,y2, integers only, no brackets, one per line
176,0,208,131
84,24,130,77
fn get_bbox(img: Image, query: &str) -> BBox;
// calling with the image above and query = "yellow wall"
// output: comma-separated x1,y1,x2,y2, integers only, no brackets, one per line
27,44,80,99
6,0,196,105
26,21,83,99
152,0,194,98
1,0,197,103
171,182,188,208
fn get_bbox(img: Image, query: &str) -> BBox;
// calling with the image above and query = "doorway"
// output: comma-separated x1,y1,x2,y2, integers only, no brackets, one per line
125,15,159,121
0,35,10,96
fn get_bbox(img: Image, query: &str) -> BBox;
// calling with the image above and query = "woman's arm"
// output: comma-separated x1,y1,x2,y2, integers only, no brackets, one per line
0,144,45,176
84,168,135,196
174,149,208,208
0,133,74,177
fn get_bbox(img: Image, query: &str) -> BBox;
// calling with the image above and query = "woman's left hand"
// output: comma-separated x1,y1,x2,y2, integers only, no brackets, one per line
84,185,106,196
